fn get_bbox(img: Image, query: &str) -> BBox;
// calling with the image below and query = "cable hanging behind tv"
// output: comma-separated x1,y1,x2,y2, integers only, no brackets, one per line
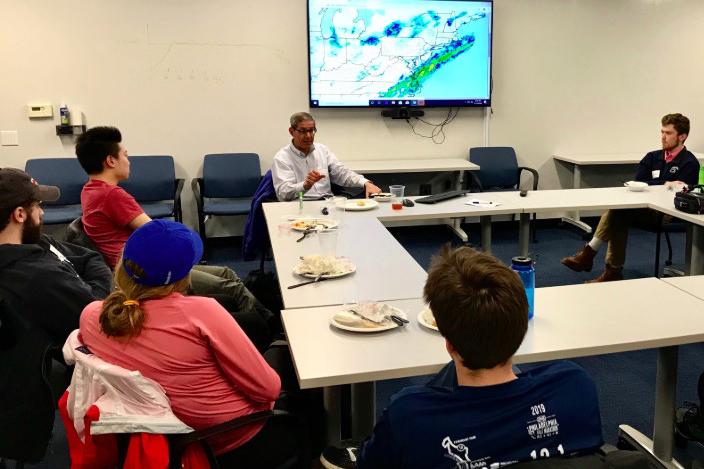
307,0,493,109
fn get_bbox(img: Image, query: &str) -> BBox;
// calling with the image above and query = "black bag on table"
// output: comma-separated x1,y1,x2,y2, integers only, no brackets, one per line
675,185,704,214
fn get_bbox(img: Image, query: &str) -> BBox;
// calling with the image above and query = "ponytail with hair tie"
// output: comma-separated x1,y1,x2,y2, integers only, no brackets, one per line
122,300,139,307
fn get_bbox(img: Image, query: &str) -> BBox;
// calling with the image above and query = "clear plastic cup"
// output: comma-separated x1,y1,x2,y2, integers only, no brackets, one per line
332,196,347,224
317,229,339,257
389,185,405,210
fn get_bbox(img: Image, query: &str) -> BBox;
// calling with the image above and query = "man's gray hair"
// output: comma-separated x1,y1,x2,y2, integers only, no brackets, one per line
290,112,315,128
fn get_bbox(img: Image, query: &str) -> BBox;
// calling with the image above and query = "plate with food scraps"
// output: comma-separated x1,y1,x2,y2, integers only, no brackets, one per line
417,307,439,331
330,303,406,333
344,199,379,211
370,192,394,202
293,255,356,279
289,218,339,232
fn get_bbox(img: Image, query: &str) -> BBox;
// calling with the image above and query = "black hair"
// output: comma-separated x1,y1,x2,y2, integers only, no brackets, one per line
75,126,122,175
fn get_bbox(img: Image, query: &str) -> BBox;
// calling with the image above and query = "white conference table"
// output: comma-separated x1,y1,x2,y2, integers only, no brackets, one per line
281,278,704,467
344,158,479,191
265,185,704,273
662,275,704,301
262,205,427,309
553,152,704,233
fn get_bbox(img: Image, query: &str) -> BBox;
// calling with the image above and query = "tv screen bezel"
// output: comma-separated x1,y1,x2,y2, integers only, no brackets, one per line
306,0,493,109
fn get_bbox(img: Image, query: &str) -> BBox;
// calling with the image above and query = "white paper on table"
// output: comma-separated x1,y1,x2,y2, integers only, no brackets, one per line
465,199,502,208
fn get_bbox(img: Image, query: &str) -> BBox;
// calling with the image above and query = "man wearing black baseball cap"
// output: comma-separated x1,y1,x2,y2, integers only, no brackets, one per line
0,168,113,344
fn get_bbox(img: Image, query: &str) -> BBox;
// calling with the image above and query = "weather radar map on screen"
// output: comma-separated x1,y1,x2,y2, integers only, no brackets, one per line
308,0,492,108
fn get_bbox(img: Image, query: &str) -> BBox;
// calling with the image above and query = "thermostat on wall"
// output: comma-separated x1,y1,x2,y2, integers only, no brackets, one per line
27,103,53,118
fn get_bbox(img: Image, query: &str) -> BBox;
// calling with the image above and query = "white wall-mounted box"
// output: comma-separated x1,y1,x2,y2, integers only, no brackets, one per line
27,103,53,118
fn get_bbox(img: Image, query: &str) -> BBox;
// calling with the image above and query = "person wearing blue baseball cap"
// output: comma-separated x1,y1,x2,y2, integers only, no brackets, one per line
78,220,308,467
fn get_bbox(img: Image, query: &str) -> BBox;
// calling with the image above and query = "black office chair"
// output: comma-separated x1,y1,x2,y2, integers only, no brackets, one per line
653,214,687,278
0,293,60,468
468,147,540,242
65,217,100,253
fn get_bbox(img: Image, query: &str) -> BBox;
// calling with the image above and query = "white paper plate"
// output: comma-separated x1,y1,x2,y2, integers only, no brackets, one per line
289,218,339,232
345,199,379,211
418,308,439,331
330,306,405,333
293,257,356,279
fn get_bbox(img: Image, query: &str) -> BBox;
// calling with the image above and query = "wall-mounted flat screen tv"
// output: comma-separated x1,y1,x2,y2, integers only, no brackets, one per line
308,0,493,108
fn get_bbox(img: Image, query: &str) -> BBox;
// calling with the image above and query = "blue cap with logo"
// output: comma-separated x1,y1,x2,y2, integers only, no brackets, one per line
122,219,203,286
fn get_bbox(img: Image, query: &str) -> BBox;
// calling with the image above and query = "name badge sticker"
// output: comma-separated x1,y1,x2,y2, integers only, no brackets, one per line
652,170,660,178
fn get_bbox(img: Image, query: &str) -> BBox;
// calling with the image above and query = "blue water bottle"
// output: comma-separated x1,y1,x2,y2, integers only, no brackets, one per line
511,256,535,320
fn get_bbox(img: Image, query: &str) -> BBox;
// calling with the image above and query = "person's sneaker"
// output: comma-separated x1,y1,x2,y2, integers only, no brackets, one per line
320,441,361,469
561,244,597,272
585,264,623,283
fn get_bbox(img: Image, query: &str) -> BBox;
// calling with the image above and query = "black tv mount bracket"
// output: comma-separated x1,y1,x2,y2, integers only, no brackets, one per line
381,107,425,120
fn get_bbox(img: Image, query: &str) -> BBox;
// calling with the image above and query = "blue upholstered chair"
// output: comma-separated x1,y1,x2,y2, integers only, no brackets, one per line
119,155,184,222
468,147,540,242
192,153,262,241
24,158,87,225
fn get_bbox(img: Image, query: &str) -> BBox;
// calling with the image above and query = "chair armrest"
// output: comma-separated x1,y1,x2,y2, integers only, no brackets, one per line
191,178,204,210
518,166,539,191
170,409,297,446
173,179,185,222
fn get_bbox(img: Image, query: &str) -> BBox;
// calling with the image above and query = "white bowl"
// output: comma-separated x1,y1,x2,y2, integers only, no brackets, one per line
371,192,393,202
624,181,648,192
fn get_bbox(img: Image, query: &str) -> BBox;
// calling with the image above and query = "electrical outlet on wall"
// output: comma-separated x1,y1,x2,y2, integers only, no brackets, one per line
1,131,19,146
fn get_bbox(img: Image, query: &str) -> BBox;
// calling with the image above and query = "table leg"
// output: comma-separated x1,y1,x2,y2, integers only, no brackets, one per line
519,213,530,257
688,224,704,275
480,216,492,254
560,163,593,234
324,386,342,444
447,219,469,244
456,170,464,191
617,346,683,468
351,382,376,439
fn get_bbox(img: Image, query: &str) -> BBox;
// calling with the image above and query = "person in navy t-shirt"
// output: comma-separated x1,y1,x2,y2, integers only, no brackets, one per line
355,247,604,469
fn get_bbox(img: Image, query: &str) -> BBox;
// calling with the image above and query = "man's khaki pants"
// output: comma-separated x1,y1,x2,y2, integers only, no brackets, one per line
594,208,664,267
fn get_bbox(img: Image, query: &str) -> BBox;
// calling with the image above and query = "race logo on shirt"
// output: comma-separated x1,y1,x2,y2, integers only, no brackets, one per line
441,436,490,468
526,403,559,439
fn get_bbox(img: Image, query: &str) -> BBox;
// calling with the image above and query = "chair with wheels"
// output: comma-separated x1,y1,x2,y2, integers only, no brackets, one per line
468,147,540,242
119,155,184,222
192,153,262,242
24,158,87,225
653,215,687,278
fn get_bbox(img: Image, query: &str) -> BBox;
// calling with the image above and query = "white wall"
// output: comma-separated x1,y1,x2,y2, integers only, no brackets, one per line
1,0,703,227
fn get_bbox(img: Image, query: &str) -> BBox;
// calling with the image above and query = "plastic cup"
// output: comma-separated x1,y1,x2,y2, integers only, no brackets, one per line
390,185,405,210
332,196,347,224
317,229,338,257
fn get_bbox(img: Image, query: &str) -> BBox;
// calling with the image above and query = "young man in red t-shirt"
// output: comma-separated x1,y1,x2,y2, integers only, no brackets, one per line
75,127,274,349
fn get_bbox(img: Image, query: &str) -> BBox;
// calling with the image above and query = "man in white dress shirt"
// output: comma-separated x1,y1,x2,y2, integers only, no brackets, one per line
272,112,381,201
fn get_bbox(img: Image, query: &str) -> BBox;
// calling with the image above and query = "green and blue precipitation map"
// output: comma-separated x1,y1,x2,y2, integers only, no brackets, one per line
309,0,492,106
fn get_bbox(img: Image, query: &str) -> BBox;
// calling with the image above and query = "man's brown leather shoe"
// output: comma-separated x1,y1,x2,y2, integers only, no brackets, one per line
585,264,624,283
561,244,597,272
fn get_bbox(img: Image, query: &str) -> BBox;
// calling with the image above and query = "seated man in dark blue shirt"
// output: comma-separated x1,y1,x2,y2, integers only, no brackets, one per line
352,247,603,469
562,113,699,282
